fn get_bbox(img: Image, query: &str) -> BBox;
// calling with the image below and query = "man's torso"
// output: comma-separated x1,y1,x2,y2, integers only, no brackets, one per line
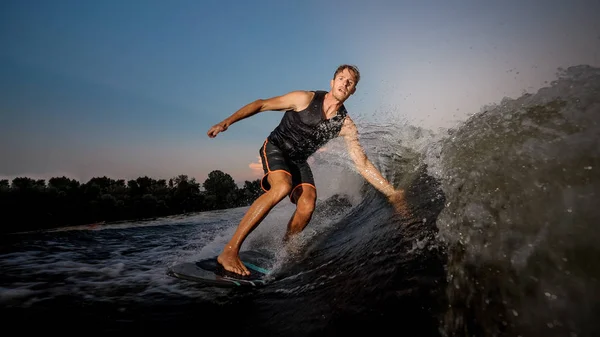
267,90,347,161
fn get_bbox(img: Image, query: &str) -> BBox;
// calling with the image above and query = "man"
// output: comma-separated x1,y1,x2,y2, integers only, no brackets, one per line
207,64,407,276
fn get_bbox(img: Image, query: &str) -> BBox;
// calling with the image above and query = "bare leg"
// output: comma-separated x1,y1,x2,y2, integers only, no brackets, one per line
283,185,316,242
217,172,291,276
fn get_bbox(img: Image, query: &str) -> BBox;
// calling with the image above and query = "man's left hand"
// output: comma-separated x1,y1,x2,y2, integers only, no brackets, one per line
388,189,411,218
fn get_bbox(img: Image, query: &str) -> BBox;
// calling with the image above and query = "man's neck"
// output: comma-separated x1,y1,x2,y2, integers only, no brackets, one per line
323,92,344,115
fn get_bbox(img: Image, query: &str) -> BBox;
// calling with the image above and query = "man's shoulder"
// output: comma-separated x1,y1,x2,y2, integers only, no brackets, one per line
288,89,321,93
279,90,316,112
343,115,356,126
286,90,315,98
339,116,357,135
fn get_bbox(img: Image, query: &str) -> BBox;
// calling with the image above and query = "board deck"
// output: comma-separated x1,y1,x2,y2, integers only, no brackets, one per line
167,250,273,287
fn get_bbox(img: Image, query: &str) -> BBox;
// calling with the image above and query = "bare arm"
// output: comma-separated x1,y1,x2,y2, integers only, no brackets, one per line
340,118,395,197
340,118,409,214
207,90,312,138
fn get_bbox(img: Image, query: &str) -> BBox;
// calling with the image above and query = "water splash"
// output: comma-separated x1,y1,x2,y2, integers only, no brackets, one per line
431,65,600,337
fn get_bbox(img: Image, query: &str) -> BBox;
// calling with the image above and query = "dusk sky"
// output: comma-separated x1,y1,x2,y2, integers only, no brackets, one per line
1,0,599,185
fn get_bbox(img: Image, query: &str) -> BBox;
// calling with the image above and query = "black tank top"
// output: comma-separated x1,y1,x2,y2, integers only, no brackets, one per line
267,90,348,161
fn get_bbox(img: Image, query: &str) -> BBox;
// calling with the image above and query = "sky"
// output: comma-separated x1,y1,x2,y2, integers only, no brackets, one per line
1,0,599,186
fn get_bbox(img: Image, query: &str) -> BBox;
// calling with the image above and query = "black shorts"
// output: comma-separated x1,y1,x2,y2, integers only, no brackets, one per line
259,139,315,203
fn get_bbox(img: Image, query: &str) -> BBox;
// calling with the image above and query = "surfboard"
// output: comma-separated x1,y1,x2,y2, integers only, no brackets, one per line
167,250,273,287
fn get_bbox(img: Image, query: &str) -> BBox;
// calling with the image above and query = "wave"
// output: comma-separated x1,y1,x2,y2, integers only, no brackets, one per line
430,65,600,337
2,65,598,337
250,65,600,336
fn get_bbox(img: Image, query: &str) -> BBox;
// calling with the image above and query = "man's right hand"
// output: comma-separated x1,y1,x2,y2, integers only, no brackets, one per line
207,122,229,138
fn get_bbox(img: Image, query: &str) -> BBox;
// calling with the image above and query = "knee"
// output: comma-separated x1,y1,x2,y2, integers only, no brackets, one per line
296,196,316,216
268,183,292,202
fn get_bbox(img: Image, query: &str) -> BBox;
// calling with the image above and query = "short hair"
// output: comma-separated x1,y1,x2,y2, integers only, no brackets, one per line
333,64,360,85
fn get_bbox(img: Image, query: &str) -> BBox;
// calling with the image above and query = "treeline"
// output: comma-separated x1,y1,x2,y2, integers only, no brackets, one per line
0,170,263,234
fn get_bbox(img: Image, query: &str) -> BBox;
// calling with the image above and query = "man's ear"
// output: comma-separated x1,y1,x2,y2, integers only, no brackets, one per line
350,86,356,95
330,79,334,89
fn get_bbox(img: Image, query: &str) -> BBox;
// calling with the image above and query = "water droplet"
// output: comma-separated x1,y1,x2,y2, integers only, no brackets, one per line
512,309,519,316
567,208,573,213
584,166,592,170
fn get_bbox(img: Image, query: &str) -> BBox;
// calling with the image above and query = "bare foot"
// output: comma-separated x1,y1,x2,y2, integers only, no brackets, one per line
217,248,250,276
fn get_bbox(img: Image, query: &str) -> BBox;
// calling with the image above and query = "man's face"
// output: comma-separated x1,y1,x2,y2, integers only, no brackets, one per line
330,68,357,101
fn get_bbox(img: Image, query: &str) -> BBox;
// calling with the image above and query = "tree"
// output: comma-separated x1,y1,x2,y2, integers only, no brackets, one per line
242,179,262,205
11,177,40,190
203,170,237,208
48,176,80,191
1,170,263,234
169,174,201,213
